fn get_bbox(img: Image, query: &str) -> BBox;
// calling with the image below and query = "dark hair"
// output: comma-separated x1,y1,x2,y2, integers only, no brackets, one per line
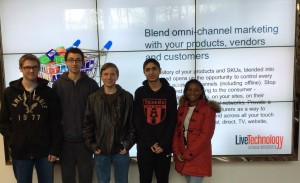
143,58,161,71
65,48,84,64
19,54,40,68
100,62,119,77
183,79,208,102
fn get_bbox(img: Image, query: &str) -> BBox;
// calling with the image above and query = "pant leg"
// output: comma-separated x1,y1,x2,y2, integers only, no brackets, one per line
34,157,54,183
137,145,154,183
112,153,130,183
75,142,93,183
154,153,171,183
60,142,76,183
94,154,112,183
185,175,204,183
12,158,34,183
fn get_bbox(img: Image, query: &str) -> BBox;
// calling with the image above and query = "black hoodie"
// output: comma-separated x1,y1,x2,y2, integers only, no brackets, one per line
134,78,177,154
0,78,63,159
52,72,99,142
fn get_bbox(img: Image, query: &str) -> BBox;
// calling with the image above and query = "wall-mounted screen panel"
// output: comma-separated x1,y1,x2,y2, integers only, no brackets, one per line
0,0,297,158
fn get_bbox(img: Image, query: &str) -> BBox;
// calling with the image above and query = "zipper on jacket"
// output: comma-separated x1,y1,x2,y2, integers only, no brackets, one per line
27,90,34,159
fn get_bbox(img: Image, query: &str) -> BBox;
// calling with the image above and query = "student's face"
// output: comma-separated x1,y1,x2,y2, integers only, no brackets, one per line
65,53,83,74
186,82,203,106
101,67,118,87
20,60,40,82
144,62,161,82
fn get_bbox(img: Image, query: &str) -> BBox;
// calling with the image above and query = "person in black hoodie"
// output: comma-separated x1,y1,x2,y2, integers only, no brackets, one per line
52,48,99,183
0,54,63,183
134,58,177,183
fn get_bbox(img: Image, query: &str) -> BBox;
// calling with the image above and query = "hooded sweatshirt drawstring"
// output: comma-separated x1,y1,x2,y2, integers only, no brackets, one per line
33,89,36,98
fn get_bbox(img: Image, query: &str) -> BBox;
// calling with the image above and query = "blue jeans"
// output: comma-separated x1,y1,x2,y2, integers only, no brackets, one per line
185,175,204,183
94,153,130,183
12,157,54,183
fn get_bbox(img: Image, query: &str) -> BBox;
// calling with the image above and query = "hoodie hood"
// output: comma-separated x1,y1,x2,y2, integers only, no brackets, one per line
178,95,221,113
9,77,49,91
60,72,90,82
142,78,170,92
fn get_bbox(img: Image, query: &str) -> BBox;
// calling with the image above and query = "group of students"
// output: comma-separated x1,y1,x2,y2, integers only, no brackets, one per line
0,48,221,183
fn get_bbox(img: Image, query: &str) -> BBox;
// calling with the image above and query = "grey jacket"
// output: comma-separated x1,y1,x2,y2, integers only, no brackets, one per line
52,72,99,142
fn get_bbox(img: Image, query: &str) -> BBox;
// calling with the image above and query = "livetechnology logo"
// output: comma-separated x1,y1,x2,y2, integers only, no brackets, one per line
235,134,284,149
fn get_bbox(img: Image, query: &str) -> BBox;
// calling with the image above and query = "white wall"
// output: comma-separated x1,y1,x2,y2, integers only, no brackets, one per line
0,133,299,183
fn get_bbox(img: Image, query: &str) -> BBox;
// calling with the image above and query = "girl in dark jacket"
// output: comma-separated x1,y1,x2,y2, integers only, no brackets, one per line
173,79,221,183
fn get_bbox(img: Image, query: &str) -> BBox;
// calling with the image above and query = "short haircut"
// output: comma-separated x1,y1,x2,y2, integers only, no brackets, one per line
19,54,40,68
143,58,161,71
100,62,119,77
65,48,84,64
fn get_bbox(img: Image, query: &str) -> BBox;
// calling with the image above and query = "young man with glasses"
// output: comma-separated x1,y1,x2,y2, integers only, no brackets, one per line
134,58,177,183
52,48,99,183
0,54,63,183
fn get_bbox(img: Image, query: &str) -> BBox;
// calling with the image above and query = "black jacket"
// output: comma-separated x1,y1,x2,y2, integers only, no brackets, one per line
52,72,99,142
134,78,177,155
0,78,63,159
82,85,136,155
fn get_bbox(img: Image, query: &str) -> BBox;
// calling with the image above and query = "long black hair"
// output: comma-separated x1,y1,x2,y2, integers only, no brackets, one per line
183,79,208,102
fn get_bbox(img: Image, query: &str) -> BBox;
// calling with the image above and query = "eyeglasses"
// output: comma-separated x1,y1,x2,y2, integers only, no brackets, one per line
22,66,40,71
66,58,83,63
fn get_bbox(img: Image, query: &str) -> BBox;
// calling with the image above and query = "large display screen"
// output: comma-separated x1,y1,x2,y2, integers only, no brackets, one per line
0,0,297,157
